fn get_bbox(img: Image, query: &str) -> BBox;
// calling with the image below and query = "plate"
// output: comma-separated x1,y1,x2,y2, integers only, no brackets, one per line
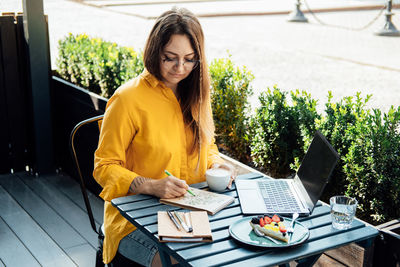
229,216,310,248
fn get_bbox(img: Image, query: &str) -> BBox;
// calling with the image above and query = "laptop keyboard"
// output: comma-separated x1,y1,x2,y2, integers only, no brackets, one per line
258,180,301,213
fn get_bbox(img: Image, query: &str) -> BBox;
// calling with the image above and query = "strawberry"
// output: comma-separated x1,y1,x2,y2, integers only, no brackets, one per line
272,214,280,223
279,225,287,233
264,216,272,224
259,217,265,227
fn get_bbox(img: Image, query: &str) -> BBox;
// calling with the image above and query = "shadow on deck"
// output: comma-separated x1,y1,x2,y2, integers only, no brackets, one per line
0,172,103,266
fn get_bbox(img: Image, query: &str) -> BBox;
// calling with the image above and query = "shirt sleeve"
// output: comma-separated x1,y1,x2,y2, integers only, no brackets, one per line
207,137,225,169
93,92,139,202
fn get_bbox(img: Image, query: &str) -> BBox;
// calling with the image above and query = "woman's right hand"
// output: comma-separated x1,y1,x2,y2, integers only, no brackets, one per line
147,175,188,199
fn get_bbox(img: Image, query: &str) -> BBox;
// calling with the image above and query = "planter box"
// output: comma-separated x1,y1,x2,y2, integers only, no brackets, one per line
51,76,107,194
374,219,400,266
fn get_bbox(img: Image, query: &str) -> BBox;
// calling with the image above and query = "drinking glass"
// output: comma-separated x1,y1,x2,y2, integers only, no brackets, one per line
330,195,358,230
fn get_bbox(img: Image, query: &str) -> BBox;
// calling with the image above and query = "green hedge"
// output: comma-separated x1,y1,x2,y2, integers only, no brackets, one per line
254,90,400,224
56,33,400,225
209,56,254,163
317,92,371,202
56,33,144,98
342,106,400,223
250,88,319,177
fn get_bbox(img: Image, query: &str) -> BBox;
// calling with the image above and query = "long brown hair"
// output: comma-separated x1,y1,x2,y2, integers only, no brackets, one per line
143,8,214,155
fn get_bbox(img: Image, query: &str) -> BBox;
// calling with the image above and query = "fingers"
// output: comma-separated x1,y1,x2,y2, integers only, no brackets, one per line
227,177,234,189
158,176,188,198
213,162,237,189
165,175,188,190
216,163,237,179
170,176,189,190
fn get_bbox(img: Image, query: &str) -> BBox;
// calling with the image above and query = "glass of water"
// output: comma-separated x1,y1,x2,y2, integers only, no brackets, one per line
330,195,358,230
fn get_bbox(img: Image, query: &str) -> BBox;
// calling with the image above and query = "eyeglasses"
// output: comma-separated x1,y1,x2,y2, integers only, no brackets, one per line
162,55,200,70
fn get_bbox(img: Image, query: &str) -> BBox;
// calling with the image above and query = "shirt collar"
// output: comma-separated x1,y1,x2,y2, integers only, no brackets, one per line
142,69,166,89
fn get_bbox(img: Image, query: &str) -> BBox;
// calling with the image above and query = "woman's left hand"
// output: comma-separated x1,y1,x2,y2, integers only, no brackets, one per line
211,162,237,189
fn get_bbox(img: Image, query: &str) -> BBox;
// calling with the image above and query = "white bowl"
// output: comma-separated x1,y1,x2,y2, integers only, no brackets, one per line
206,168,231,192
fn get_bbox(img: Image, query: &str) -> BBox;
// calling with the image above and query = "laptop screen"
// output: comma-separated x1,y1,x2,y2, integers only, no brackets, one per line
297,131,339,206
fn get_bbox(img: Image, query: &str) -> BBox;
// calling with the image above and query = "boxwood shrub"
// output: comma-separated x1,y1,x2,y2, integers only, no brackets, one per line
343,106,400,223
209,56,254,164
250,87,319,177
317,92,372,203
56,33,144,98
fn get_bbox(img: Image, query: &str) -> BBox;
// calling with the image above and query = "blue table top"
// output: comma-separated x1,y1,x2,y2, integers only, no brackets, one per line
112,172,378,267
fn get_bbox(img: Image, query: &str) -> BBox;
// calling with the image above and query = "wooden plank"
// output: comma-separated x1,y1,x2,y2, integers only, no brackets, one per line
314,254,346,267
16,15,34,170
43,173,104,225
112,193,154,206
23,2,54,173
0,16,28,172
126,203,181,219
377,219,400,229
16,173,99,248
0,216,41,266
0,173,87,249
178,239,239,261
64,243,96,267
220,154,266,176
0,185,76,266
167,228,230,251
118,198,162,212
324,243,365,267
0,17,12,173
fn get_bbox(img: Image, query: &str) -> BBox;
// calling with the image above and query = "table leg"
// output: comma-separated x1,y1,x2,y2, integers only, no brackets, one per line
356,237,375,249
296,253,322,267
158,246,172,267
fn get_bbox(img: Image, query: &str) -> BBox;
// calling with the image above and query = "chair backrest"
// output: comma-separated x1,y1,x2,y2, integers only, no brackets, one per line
69,115,104,235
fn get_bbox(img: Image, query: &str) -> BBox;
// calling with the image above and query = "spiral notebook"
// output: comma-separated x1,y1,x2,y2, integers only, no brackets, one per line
160,187,234,215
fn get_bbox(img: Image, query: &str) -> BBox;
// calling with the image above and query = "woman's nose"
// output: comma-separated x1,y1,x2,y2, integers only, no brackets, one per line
174,60,185,71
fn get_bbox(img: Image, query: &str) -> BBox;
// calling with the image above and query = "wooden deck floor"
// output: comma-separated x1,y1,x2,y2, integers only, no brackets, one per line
0,171,104,267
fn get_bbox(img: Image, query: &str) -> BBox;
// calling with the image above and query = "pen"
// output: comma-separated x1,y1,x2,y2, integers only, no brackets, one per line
167,210,181,230
174,211,190,233
184,212,193,232
164,170,196,196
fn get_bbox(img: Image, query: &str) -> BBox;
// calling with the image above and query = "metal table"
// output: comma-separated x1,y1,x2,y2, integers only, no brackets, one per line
112,172,378,267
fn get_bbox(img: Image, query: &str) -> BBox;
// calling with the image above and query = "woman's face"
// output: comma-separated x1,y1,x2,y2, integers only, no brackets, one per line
160,34,197,91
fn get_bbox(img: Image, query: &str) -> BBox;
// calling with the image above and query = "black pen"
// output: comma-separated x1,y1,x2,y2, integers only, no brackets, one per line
167,210,181,230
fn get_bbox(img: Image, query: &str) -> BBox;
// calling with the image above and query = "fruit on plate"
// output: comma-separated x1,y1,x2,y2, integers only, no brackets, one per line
249,214,289,243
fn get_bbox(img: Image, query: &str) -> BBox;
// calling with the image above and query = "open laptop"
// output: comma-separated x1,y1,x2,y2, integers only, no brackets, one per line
236,131,339,216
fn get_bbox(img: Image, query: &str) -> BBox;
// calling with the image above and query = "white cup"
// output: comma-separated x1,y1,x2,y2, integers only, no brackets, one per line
205,168,231,192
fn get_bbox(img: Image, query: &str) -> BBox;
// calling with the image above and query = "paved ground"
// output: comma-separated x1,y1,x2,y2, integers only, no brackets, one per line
2,0,400,112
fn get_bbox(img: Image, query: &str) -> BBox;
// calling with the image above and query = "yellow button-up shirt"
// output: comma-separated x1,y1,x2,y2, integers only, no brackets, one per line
93,70,224,263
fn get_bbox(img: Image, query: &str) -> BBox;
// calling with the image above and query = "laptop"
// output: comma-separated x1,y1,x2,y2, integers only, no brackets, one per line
236,131,339,216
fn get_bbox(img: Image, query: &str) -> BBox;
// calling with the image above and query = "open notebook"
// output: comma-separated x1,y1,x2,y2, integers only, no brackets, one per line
160,187,234,215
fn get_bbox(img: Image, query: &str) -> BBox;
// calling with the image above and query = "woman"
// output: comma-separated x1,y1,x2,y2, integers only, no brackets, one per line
93,7,235,266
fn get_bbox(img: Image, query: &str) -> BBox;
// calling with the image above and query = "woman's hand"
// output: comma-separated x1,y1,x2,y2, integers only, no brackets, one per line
130,175,188,198
211,162,237,189
147,175,188,199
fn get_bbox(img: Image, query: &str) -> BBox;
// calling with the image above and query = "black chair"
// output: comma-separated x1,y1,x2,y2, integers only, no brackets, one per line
69,115,142,267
